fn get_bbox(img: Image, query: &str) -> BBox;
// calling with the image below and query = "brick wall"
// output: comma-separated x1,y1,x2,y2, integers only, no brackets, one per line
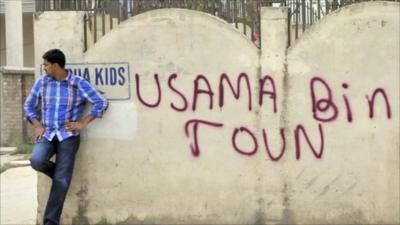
0,67,35,146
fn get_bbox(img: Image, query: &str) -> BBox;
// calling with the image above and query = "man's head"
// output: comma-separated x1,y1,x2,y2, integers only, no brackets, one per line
42,49,66,76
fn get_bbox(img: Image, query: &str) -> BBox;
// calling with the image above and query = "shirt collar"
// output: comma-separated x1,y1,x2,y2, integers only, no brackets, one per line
45,70,72,82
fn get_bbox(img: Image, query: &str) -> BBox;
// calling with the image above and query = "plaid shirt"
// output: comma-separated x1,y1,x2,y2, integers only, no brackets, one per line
24,72,108,141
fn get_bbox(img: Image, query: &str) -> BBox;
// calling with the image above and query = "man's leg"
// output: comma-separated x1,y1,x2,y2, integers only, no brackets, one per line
30,137,56,178
43,136,80,225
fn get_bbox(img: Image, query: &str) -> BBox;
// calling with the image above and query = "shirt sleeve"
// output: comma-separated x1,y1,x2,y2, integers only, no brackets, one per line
24,78,42,123
78,79,108,118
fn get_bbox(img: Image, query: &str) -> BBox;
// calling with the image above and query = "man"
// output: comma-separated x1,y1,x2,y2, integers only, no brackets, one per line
24,49,108,225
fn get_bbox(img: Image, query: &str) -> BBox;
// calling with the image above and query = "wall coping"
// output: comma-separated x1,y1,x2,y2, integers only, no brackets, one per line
0,66,35,75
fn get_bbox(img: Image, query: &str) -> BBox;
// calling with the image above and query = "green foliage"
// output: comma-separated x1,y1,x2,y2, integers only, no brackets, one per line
16,142,34,154
22,154,31,160
185,0,220,11
237,15,252,24
95,217,111,225
0,140,33,173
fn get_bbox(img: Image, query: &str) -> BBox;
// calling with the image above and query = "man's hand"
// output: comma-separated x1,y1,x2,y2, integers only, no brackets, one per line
65,115,95,132
64,121,87,132
31,119,45,141
34,125,45,141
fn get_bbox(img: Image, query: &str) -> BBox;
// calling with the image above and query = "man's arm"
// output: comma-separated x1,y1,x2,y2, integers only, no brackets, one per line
24,79,43,140
64,115,95,131
65,79,108,132
31,118,45,140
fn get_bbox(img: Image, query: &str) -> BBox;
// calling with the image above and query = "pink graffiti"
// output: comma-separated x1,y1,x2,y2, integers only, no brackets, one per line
366,88,392,119
310,76,338,122
232,127,258,156
219,73,252,111
185,120,325,161
259,75,277,113
342,83,353,122
263,128,286,161
294,124,324,160
135,73,161,108
134,73,278,113
192,75,214,111
184,119,224,157
168,73,188,112
133,73,393,161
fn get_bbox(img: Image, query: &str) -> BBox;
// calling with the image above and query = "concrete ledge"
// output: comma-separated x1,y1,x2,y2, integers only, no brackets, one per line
0,147,17,155
0,66,35,75
8,160,30,167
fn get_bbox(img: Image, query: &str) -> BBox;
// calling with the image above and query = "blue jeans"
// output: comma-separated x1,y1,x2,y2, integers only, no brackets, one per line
30,135,80,225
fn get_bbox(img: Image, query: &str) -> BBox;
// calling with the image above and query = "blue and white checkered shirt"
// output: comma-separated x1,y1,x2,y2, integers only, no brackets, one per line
24,72,108,141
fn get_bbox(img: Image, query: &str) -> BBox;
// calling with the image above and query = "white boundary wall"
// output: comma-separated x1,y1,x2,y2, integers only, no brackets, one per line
33,2,399,224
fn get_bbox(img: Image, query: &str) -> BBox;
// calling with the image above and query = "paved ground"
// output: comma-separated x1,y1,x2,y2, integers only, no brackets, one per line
0,166,37,225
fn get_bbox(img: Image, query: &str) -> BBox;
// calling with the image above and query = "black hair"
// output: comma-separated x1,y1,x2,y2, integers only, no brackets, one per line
42,49,66,68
